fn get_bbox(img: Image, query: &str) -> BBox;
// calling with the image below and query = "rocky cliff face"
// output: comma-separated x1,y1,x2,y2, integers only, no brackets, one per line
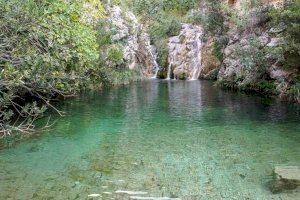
162,2,297,101
217,7,297,100
106,6,158,78
167,24,203,80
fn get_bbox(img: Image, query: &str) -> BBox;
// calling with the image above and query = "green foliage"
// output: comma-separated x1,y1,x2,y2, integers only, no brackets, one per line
98,66,140,86
248,80,277,95
149,12,181,41
203,0,225,35
97,20,113,46
269,0,300,70
217,79,277,95
96,19,129,72
186,10,203,25
213,36,229,62
153,39,169,78
186,0,225,36
287,83,300,102
234,36,268,72
107,46,124,65
221,0,266,30
0,0,105,136
130,0,197,17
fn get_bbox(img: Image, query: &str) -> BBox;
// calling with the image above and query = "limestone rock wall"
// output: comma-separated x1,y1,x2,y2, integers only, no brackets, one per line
107,6,158,78
217,7,297,99
168,24,203,80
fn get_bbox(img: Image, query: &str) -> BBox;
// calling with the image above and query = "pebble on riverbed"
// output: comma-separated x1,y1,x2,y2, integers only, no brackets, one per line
270,166,300,193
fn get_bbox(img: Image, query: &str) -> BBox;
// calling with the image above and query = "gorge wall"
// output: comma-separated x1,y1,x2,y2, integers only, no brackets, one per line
105,6,159,79
163,0,298,102
105,0,298,102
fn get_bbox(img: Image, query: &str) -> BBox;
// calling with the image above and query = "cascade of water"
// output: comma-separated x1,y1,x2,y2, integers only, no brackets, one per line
190,68,199,81
148,47,160,79
166,64,171,80
190,31,203,81
151,66,159,79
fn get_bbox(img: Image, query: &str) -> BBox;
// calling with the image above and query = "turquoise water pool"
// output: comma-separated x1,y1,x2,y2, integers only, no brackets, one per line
0,80,299,199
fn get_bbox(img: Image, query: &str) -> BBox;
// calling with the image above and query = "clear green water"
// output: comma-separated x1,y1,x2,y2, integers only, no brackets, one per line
0,80,300,200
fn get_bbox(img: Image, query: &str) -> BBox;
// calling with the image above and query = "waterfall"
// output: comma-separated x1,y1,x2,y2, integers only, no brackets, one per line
167,24,203,81
151,66,159,79
166,64,171,80
148,46,160,79
190,68,199,81
190,31,203,81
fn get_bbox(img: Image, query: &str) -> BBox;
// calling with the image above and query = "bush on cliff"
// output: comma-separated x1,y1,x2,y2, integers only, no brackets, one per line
269,0,300,70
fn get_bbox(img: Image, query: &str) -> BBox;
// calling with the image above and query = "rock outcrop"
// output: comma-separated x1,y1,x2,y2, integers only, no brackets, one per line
167,24,203,80
106,6,159,78
216,6,298,99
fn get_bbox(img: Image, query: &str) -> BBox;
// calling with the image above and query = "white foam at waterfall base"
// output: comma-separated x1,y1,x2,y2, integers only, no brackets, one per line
190,66,199,81
166,64,172,80
151,66,159,79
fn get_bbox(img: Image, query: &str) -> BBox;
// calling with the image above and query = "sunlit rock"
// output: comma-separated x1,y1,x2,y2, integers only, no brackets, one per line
271,166,300,193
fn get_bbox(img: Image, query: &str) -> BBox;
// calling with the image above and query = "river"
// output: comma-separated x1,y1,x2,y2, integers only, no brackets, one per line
0,80,299,199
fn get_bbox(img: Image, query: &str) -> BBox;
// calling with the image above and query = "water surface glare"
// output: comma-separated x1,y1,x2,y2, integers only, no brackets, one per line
0,80,300,200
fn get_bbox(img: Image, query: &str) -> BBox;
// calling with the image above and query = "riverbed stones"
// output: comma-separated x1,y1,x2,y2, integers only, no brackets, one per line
271,166,300,193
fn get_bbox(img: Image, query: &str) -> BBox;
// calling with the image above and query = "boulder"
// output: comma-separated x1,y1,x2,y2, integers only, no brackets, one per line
271,166,300,193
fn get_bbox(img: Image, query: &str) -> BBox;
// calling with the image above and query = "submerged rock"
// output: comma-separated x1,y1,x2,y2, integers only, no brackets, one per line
271,166,300,193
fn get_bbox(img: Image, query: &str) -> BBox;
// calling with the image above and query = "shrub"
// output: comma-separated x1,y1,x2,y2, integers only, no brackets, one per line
107,46,124,65
202,0,225,35
234,36,268,72
287,83,300,102
131,0,197,16
149,12,182,41
269,0,300,70
0,0,105,136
